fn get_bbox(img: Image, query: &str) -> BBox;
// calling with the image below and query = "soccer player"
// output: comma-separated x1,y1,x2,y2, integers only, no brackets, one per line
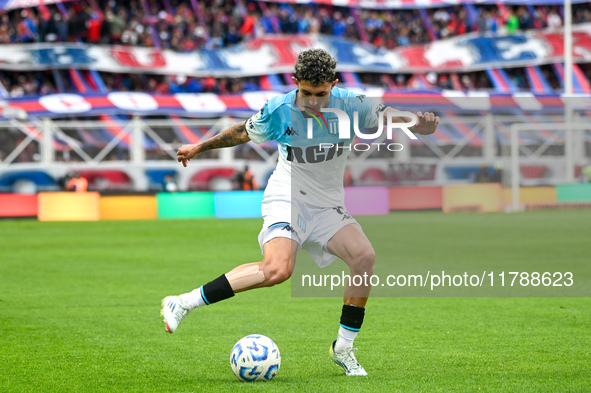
162,49,439,376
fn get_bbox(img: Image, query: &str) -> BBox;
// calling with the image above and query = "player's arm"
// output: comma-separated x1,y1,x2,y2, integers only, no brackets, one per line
177,120,251,167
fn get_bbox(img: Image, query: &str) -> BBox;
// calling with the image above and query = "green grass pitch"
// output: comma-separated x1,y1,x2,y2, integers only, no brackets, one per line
1,210,590,392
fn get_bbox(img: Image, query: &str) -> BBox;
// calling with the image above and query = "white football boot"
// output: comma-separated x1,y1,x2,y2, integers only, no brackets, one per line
161,296,190,333
329,340,368,376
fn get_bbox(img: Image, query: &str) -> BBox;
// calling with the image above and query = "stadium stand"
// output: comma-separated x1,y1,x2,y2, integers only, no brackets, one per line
2,1,590,48
0,0,590,193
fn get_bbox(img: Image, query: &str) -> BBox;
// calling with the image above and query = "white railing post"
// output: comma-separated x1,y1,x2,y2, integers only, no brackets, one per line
573,111,585,165
397,129,411,163
564,102,574,182
131,115,145,165
510,123,520,212
41,118,54,164
484,114,495,163
564,0,573,96
219,116,234,162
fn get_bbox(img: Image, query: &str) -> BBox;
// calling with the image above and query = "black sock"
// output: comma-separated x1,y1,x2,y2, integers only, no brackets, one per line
201,274,235,305
340,305,365,331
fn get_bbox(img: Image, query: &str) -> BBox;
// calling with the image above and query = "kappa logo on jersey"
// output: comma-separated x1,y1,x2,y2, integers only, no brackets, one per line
284,126,298,136
356,94,366,102
286,142,347,164
246,118,255,130
281,224,295,233
333,206,353,221
374,103,387,119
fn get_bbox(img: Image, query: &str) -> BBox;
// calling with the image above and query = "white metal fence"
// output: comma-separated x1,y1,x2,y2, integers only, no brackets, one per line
0,115,589,192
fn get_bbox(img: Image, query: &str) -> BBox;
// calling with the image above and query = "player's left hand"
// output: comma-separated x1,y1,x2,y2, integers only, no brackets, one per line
411,112,439,135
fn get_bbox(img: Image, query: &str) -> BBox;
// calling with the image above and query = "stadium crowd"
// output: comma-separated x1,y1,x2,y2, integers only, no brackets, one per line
1,0,589,50
3,63,591,98
1,1,589,97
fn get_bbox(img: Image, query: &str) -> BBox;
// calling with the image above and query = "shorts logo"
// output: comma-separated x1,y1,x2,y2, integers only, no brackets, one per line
333,206,353,221
297,214,307,233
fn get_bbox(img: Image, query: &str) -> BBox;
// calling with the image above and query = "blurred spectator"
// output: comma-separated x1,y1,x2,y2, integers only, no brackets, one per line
278,7,297,34
475,165,490,183
169,74,202,93
506,9,520,34
490,163,503,183
163,174,178,192
547,10,562,31
461,75,475,90
438,74,452,90
447,9,470,36
344,166,353,187
18,10,38,42
105,9,126,43
65,172,89,192
574,6,591,23
433,8,450,25
395,75,407,89
478,9,498,34
516,6,532,30
426,72,438,87
580,163,591,183
240,165,258,191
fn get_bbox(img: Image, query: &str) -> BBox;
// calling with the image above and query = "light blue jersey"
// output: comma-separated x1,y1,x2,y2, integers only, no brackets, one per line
246,87,382,207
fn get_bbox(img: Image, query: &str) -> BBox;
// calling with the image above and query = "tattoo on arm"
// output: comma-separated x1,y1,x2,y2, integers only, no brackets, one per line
199,121,250,152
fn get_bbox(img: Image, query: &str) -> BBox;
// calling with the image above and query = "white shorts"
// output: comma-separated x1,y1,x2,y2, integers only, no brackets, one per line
257,193,359,268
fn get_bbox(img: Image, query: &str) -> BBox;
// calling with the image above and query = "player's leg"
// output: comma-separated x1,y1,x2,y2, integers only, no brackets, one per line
326,223,375,376
227,237,298,292
161,237,297,333
327,223,375,306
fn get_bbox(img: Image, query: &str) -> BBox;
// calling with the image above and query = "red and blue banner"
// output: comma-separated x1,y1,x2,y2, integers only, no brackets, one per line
0,26,590,75
4,91,590,119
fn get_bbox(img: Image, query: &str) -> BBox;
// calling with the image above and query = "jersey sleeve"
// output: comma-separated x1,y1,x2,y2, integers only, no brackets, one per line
245,102,275,144
347,93,385,130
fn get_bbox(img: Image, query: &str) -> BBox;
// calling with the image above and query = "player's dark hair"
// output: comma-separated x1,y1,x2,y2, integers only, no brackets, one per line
294,49,337,86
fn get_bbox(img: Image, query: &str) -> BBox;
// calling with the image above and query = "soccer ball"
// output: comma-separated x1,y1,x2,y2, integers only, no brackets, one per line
230,334,281,382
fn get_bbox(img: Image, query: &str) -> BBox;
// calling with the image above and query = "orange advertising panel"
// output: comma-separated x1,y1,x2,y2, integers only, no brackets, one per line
38,192,101,221
389,187,443,210
100,196,157,220
442,184,502,213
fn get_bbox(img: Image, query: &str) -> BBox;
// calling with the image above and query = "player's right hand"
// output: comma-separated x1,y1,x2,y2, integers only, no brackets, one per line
177,144,199,167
